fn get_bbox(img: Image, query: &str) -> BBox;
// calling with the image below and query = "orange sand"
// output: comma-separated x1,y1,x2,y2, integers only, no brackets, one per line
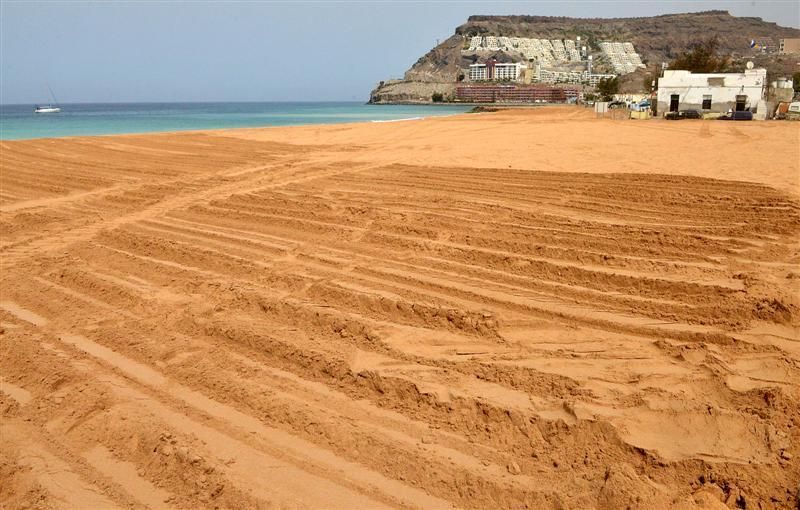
1,107,799,509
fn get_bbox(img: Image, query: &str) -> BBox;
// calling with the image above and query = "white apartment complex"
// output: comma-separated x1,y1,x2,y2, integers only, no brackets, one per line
469,64,488,81
468,62,526,82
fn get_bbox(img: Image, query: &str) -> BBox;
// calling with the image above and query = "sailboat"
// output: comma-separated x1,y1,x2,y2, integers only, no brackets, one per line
34,105,60,113
34,85,61,113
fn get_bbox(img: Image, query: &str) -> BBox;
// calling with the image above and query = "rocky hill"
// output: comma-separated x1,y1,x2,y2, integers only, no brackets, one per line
369,10,800,103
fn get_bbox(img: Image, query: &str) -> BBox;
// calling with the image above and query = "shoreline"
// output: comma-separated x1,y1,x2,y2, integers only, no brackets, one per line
0,111,469,143
368,101,583,107
2,106,797,196
1,102,602,143
0,102,473,142
0,103,598,143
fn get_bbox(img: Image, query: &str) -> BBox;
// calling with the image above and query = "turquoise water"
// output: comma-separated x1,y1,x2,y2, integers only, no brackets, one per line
0,102,471,140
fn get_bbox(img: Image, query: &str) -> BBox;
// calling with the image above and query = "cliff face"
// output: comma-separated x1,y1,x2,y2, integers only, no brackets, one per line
402,35,464,83
368,80,456,104
369,10,800,103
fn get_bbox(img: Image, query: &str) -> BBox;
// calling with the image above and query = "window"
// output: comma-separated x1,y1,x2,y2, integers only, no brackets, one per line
702,95,712,110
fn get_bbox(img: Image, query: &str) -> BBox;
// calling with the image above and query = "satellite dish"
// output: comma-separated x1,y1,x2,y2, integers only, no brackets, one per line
746,61,754,69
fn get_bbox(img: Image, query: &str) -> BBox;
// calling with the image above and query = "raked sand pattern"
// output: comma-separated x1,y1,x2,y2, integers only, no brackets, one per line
1,107,799,509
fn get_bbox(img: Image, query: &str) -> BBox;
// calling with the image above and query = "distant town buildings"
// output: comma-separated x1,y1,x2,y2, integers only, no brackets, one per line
460,33,780,116
466,36,590,66
536,67,615,86
467,61,614,87
656,67,767,115
462,35,645,90
779,38,800,54
597,41,645,74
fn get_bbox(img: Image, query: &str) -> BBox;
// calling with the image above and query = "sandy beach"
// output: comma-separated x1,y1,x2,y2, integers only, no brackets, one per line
1,107,799,508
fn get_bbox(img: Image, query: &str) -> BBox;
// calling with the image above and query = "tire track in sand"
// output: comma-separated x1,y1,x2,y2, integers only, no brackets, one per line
0,300,452,510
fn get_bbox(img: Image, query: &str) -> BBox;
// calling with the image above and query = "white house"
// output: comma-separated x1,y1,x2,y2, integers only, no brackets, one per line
656,68,767,116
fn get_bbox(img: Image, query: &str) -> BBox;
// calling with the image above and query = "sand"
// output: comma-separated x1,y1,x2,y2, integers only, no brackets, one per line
1,106,799,509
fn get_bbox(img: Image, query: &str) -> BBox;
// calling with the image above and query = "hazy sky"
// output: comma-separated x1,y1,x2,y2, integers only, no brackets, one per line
2,1,798,103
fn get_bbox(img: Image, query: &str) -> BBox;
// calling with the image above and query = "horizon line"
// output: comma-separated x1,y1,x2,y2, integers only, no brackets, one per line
0,100,380,107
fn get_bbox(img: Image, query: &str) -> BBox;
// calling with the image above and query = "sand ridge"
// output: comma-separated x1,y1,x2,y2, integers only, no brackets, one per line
1,107,799,509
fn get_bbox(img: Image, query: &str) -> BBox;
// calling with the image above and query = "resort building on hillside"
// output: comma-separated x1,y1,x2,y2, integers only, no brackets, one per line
536,67,615,86
779,38,800,54
468,60,614,86
656,67,767,115
464,35,644,77
468,62,526,82
469,64,489,81
495,62,525,80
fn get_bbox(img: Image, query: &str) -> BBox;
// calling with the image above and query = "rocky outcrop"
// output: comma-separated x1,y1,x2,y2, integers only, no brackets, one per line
402,35,464,83
368,80,456,104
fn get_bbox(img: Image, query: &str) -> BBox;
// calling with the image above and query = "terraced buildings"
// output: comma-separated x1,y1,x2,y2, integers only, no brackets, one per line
462,35,644,85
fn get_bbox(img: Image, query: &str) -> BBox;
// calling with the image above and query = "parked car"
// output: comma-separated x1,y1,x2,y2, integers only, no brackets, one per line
680,109,702,119
664,111,683,120
608,101,627,109
718,111,753,121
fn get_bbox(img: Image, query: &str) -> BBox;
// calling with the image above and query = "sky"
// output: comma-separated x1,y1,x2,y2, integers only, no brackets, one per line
2,1,798,104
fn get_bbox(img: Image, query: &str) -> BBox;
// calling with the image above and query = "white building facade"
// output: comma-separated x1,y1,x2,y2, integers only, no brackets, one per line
469,64,489,81
494,62,525,80
468,62,526,82
656,68,767,115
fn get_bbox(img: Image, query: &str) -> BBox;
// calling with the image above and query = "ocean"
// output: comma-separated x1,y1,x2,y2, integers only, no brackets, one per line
0,102,472,141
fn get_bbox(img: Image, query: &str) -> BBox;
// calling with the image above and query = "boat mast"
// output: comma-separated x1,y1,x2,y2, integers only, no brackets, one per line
47,84,59,106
